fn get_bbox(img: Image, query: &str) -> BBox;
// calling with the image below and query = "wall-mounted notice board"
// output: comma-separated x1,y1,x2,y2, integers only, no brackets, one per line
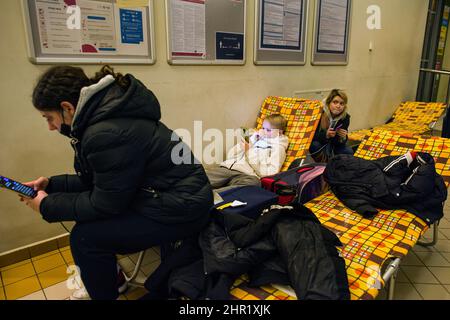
254,0,309,65
165,0,246,65
22,0,156,64
311,0,351,65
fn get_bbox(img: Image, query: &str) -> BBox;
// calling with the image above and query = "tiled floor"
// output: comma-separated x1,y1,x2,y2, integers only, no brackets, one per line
1,204,450,300
0,246,160,300
374,201,450,300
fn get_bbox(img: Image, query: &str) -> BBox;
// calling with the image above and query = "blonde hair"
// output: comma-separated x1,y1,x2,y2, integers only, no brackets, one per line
324,89,348,120
320,89,348,129
326,89,348,108
265,114,288,132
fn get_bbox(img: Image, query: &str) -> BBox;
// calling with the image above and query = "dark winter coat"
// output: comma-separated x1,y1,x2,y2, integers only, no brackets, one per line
313,113,351,147
324,153,447,225
40,75,213,224
144,205,350,300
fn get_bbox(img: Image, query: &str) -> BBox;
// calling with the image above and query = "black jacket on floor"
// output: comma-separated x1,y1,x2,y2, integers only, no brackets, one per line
144,205,350,300
40,75,213,223
324,153,447,225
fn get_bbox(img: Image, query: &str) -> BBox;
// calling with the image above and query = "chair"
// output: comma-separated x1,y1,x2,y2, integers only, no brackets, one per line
231,130,450,300
348,101,447,142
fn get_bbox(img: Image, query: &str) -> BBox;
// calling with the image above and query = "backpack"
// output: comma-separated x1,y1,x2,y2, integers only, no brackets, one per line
261,163,329,205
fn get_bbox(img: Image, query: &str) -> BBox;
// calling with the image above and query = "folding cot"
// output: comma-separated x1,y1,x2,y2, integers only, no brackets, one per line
348,101,447,142
124,101,449,300
121,96,323,288
230,130,450,300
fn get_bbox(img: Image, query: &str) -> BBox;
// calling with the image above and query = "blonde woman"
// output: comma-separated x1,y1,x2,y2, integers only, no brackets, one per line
309,89,353,162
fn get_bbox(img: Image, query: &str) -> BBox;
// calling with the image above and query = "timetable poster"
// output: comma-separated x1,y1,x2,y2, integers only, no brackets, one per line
34,0,149,56
170,0,206,58
260,0,303,51
316,0,349,53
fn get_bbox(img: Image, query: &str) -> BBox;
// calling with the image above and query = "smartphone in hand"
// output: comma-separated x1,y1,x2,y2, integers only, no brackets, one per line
0,175,37,199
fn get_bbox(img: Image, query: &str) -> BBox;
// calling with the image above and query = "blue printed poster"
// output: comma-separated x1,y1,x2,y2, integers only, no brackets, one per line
216,32,244,60
119,9,144,44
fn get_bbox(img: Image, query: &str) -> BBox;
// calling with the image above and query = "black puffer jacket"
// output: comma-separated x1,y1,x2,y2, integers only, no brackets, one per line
313,114,351,147
324,153,447,225
145,205,350,300
40,75,213,223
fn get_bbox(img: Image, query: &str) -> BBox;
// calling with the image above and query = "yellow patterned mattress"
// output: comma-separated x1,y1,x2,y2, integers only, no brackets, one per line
255,96,322,171
233,130,450,300
392,101,447,124
348,101,447,142
348,129,372,142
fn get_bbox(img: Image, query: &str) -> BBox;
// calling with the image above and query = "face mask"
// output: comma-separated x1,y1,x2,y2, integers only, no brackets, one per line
59,109,72,138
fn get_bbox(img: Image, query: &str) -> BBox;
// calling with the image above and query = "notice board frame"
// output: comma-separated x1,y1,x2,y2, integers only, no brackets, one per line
254,0,309,66
165,0,246,65
22,0,156,65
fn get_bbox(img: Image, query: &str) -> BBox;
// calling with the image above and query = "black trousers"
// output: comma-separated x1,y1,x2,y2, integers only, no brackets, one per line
70,212,210,300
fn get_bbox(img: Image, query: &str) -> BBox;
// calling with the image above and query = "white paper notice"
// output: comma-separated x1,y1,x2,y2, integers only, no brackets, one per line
77,0,116,54
35,0,81,54
317,0,348,53
171,0,206,57
261,0,302,50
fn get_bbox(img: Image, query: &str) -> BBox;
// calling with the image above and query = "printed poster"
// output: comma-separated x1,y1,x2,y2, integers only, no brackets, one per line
317,0,349,53
216,32,244,60
35,0,81,54
170,0,206,58
33,0,150,57
260,0,303,51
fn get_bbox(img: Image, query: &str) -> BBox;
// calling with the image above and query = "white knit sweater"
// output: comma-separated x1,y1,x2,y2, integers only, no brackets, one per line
220,132,289,178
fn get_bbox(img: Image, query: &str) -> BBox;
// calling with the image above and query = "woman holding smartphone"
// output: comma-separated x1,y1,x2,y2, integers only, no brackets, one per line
20,65,213,300
309,89,353,162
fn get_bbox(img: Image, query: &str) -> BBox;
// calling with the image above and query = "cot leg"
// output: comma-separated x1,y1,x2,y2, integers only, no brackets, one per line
429,122,437,136
120,250,146,288
387,270,397,300
417,222,439,247
382,258,401,300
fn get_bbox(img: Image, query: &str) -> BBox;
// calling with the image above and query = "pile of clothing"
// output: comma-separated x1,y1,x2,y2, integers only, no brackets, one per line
324,152,447,225
143,204,350,300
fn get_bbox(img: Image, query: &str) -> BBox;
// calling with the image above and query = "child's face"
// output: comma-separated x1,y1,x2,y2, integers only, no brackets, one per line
329,95,346,116
261,120,281,138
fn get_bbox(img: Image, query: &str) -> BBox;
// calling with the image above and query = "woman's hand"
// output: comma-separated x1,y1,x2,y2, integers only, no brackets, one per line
19,191,48,213
326,128,337,139
337,129,348,139
23,177,49,192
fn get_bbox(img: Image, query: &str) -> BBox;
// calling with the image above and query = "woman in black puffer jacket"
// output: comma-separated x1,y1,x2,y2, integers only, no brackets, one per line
22,65,213,300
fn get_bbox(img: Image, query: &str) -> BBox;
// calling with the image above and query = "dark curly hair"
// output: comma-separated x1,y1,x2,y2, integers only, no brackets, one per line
32,65,129,111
